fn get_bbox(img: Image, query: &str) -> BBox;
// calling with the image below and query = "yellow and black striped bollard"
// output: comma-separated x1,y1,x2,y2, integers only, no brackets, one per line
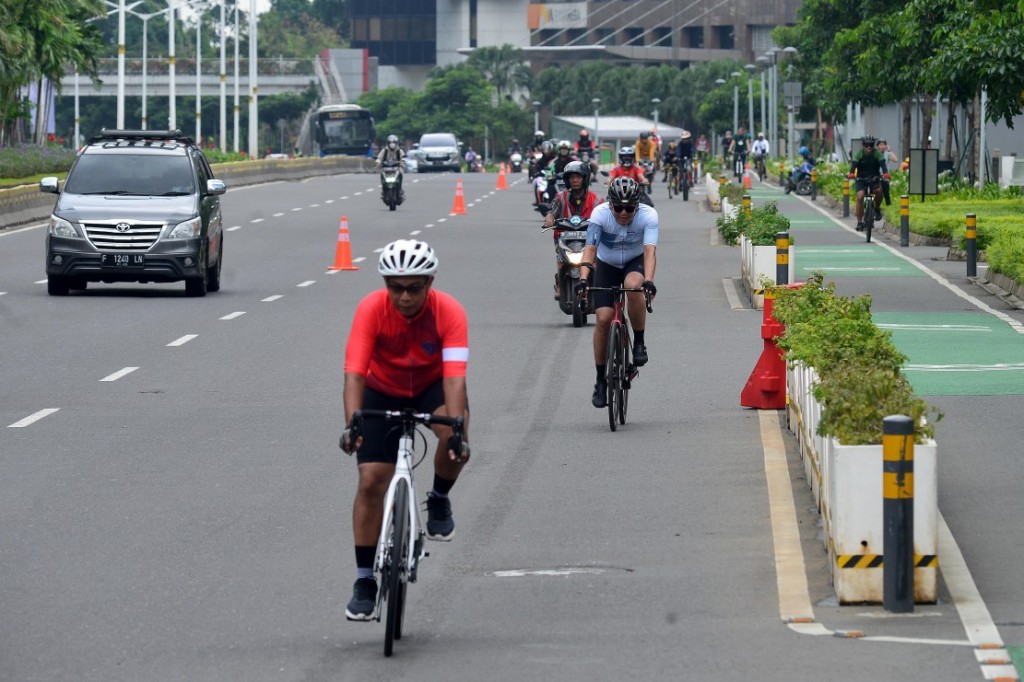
742,193,751,217
810,167,818,201
883,415,915,613
899,195,910,247
775,231,789,285
966,213,977,278
842,178,850,218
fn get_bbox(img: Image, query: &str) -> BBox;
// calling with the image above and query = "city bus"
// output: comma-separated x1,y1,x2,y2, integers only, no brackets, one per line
313,104,375,157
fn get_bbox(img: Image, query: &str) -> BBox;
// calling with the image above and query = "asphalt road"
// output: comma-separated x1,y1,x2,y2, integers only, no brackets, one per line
1,169,1021,681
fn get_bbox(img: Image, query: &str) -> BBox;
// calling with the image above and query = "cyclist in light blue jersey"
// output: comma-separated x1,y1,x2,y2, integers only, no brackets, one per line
576,176,658,408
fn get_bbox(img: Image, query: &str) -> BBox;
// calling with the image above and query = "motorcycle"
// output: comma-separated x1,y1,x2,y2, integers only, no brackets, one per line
784,158,816,195
548,214,595,327
578,149,600,178
509,151,523,173
465,152,483,173
533,170,558,216
379,161,404,211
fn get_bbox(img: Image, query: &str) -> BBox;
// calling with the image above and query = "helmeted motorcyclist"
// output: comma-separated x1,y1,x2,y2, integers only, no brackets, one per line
608,146,647,186
544,160,603,297
785,145,817,195
574,129,595,157
529,130,546,154
375,134,405,202
547,139,576,178
509,138,523,155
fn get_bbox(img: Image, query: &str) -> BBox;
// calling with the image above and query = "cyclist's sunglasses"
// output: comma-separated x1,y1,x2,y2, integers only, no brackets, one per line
386,280,429,295
611,203,638,214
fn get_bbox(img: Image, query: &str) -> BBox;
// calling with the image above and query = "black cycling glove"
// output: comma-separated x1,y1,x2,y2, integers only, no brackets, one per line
642,280,657,298
447,435,470,462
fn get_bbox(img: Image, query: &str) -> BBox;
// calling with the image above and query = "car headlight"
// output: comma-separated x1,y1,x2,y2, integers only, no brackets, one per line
48,215,79,238
168,216,202,239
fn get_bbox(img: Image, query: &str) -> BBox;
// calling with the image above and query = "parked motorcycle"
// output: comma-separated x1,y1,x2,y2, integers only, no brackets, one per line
509,151,523,173
548,215,595,327
379,161,404,211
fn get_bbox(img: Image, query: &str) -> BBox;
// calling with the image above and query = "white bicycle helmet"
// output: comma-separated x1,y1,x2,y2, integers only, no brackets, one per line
378,239,438,276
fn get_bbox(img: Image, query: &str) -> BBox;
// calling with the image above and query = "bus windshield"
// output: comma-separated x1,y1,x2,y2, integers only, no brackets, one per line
316,108,374,156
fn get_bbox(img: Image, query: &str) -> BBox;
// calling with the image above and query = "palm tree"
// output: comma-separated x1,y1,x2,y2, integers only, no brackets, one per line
466,44,532,102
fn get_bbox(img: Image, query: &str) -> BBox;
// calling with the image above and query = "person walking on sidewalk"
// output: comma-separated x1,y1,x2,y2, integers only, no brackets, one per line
340,239,471,621
847,135,889,231
575,177,658,408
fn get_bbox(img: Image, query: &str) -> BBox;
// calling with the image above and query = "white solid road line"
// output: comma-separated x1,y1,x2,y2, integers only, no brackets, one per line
167,334,198,347
8,408,60,428
100,367,139,382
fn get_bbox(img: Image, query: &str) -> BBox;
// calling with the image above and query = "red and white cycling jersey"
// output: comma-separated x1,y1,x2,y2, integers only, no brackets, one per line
344,288,468,397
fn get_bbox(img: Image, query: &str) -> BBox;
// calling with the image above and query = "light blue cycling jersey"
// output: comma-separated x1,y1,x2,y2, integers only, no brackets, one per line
585,202,659,267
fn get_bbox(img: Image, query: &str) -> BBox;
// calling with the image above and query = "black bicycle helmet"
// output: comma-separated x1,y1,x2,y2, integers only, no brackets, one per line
562,160,591,190
607,176,642,205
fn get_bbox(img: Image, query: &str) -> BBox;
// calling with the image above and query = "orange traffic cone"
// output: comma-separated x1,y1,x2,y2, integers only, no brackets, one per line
451,178,467,215
496,163,508,190
328,216,359,271
743,170,752,189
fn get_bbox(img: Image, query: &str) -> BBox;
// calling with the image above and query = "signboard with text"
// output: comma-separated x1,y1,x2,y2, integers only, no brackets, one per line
528,2,588,30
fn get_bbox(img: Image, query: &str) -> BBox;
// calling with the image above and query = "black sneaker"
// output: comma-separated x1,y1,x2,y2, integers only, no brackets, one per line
632,343,649,367
592,381,608,408
425,492,455,541
856,222,865,231
345,577,377,621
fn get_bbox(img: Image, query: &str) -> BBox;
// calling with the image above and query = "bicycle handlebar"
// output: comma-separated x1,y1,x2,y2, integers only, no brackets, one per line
585,285,654,313
343,408,466,460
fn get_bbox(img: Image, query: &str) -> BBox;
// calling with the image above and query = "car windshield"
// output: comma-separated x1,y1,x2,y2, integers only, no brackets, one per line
64,153,195,196
420,135,455,148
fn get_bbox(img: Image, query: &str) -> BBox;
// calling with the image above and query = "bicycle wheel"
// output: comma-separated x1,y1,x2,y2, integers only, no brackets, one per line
383,482,409,657
681,176,689,202
605,322,622,432
617,330,629,425
864,198,874,243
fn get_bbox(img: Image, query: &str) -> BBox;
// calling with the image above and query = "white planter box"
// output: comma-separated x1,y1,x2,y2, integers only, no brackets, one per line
739,234,796,309
706,173,722,211
785,360,938,604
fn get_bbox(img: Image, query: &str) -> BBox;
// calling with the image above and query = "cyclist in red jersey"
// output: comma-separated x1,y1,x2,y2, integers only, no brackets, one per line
607,146,647,186
340,239,470,621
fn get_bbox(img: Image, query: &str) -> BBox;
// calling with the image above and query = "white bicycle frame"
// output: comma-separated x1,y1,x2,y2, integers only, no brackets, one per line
373,430,426,617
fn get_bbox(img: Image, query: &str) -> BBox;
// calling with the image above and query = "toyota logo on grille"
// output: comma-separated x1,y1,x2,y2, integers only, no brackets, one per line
115,222,131,232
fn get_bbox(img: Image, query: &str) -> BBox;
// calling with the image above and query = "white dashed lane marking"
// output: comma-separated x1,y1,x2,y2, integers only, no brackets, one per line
167,334,198,347
219,311,246,320
100,367,139,382
262,295,283,302
8,409,59,428
297,281,316,288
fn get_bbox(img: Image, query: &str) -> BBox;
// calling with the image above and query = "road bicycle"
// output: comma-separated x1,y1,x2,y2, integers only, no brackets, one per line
679,157,692,202
666,161,679,200
753,153,767,182
859,176,882,243
585,284,653,431
344,408,465,656
733,152,747,181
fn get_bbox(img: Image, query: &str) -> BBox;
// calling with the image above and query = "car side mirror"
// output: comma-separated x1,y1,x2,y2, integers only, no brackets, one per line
206,178,227,195
40,177,60,194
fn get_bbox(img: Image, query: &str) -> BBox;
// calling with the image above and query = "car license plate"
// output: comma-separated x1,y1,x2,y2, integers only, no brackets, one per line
101,253,145,267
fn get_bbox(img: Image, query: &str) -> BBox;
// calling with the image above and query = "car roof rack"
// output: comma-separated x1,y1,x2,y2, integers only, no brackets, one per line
88,129,194,145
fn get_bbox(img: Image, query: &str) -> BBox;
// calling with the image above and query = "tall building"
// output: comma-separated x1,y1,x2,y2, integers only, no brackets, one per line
349,1,799,89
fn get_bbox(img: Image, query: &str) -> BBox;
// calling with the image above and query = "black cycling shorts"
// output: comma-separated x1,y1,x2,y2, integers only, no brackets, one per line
355,380,466,465
592,255,645,310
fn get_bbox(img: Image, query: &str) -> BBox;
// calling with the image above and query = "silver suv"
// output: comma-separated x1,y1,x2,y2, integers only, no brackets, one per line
40,129,227,297
415,132,461,172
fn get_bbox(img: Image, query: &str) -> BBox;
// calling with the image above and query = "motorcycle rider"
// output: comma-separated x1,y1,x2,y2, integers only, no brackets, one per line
529,135,553,180
544,160,603,298
546,139,576,179
573,129,595,157
508,138,524,173
529,130,546,155
848,135,889,231
785,145,816,195
509,138,523,155
375,134,405,203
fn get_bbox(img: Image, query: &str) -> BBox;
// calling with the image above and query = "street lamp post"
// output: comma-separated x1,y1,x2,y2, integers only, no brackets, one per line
744,64,756,137
756,56,768,138
782,46,799,158
196,14,202,142
765,47,780,155
219,0,227,151
730,71,741,136
248,0,259,158
532,100,541,134
233,0,240,152
592,97,601,150
168,0,177,128
714,78,726,159
651,97,661,135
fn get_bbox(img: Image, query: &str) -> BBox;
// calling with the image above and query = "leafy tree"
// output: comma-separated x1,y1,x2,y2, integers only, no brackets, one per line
466,44,532,101
257,9,342,58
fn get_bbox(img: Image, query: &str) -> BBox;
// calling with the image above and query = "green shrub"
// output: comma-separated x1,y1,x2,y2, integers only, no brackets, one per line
770,272,941,444
0,143,77,180
716,200,791,246
985,227,1024,282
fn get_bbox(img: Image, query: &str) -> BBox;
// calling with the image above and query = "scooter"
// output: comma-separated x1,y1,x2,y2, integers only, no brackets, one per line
784,159,816,196
547,214,594,327
533,170,558,216
379,161,404,211
509,151,523,173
